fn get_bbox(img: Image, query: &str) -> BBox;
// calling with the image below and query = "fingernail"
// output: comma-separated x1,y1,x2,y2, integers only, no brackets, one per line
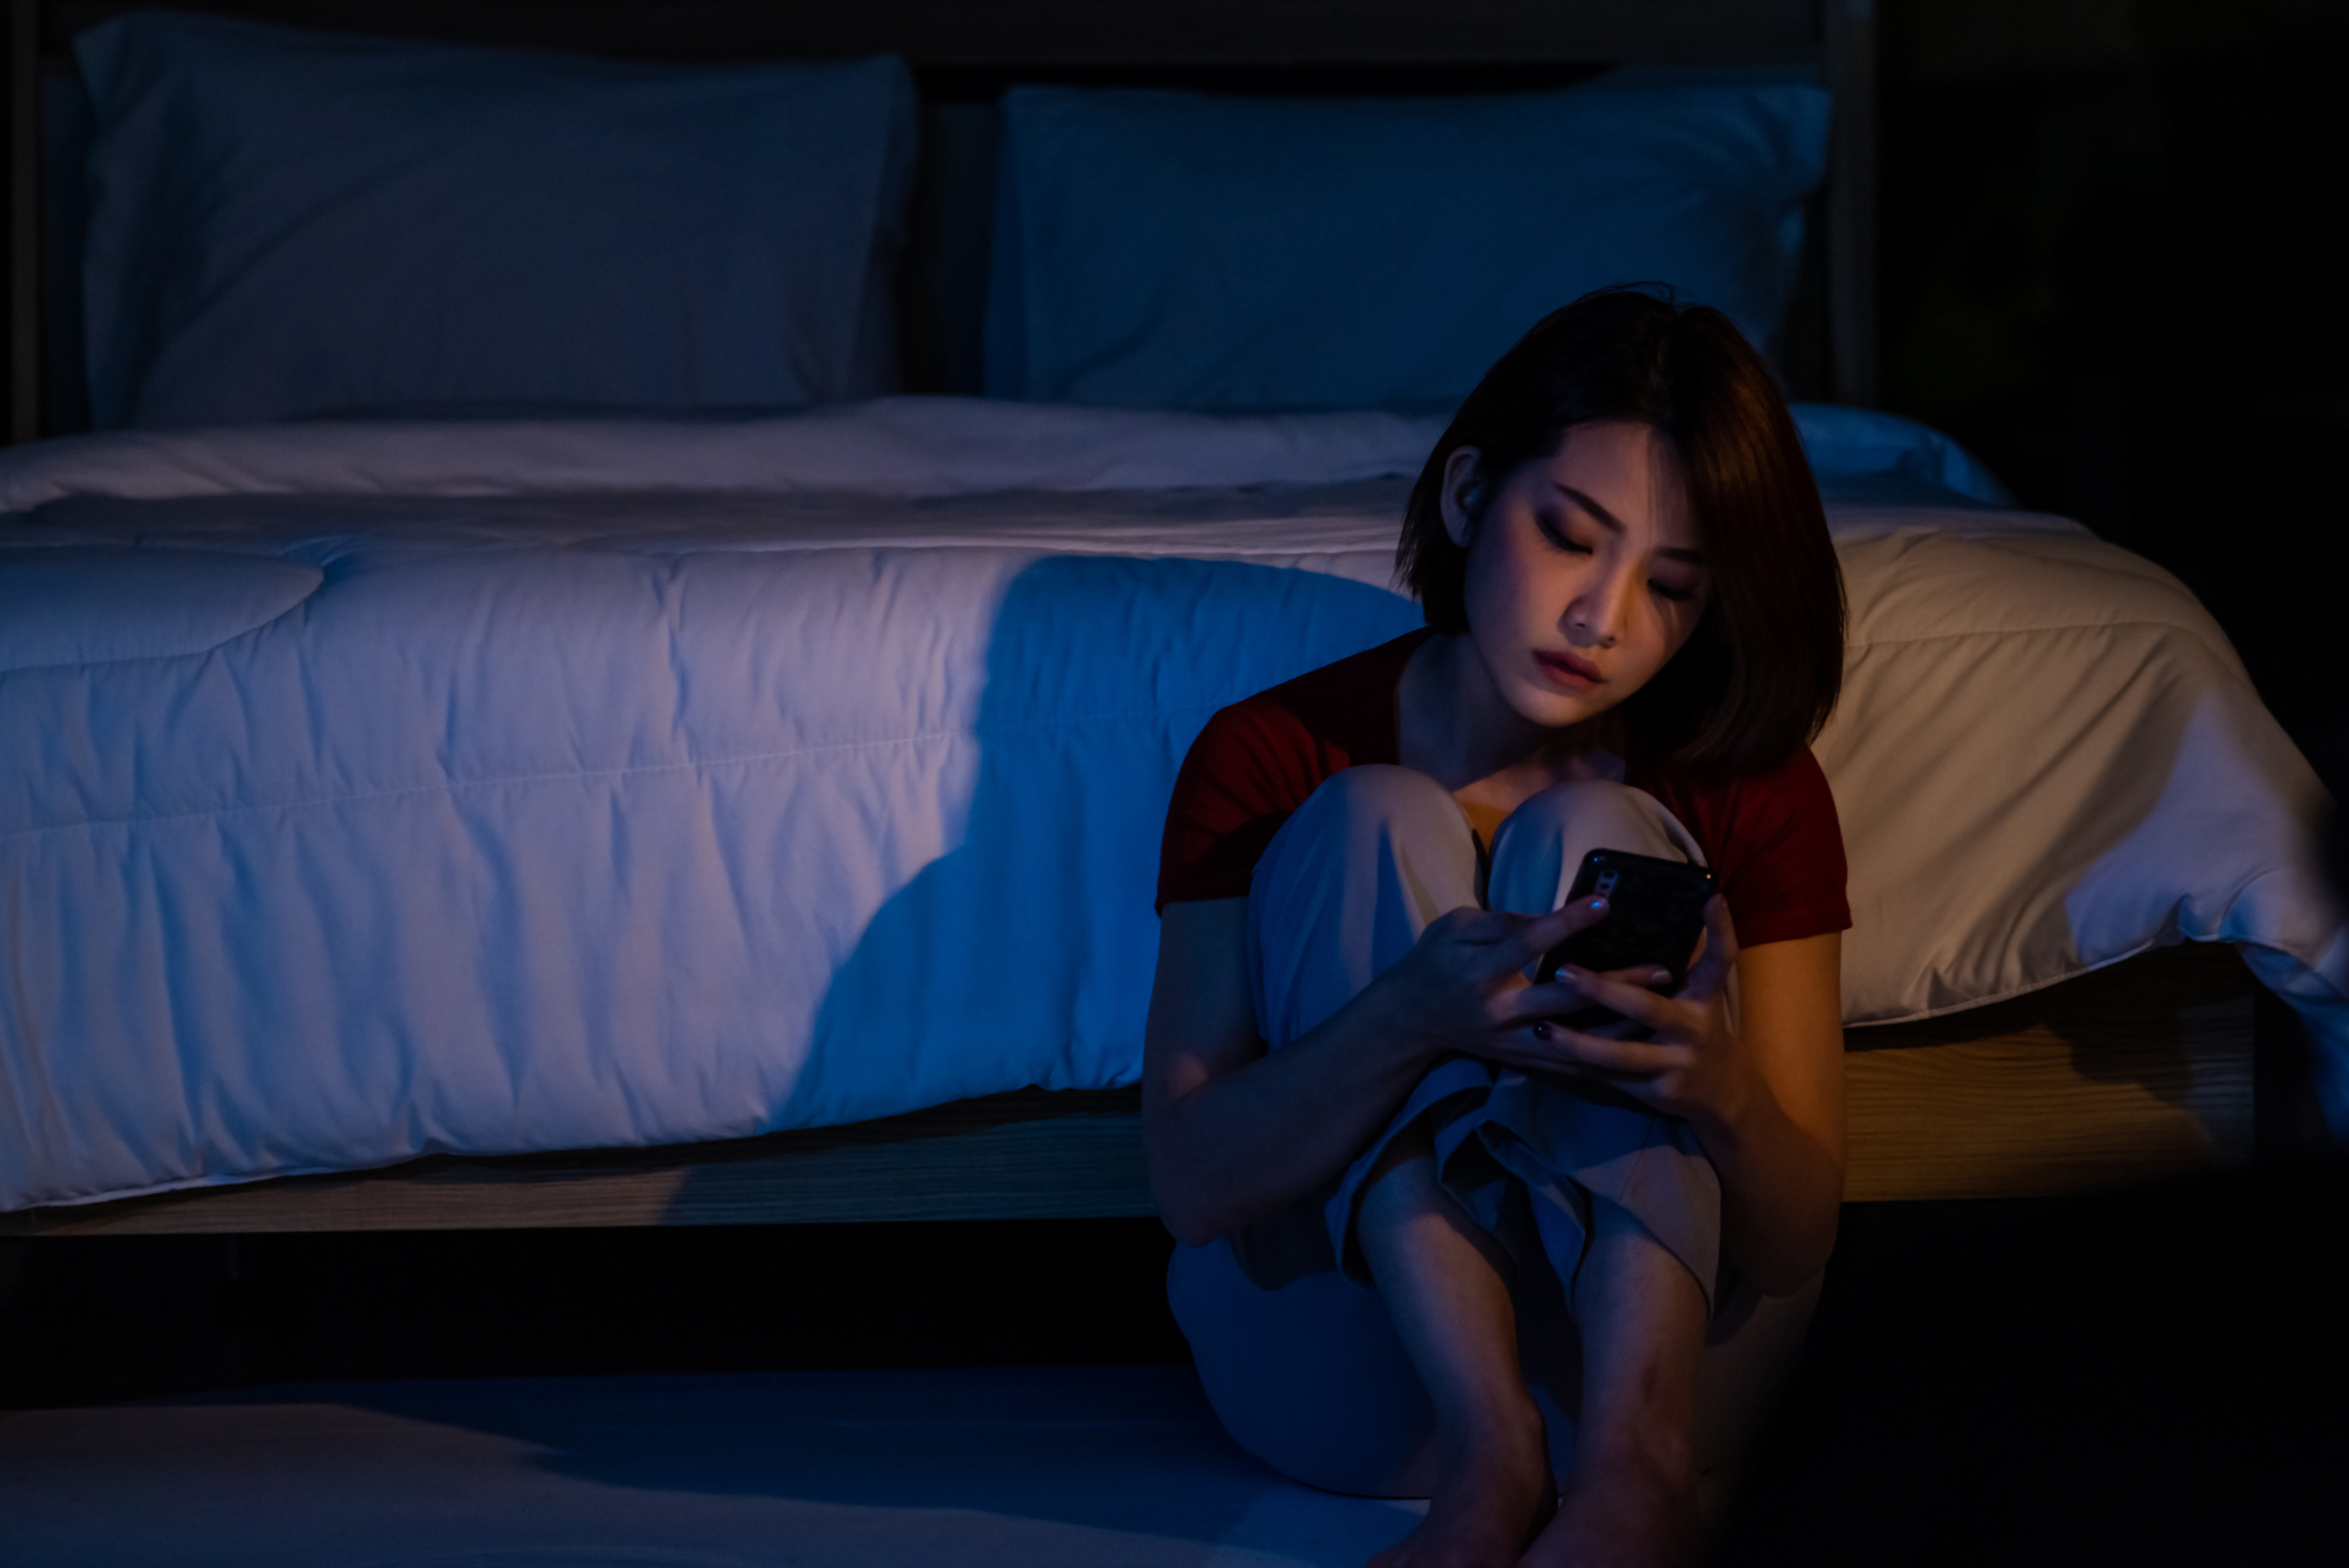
1586,896,1608,913
1563,965,1589,982
1648,967,1673,984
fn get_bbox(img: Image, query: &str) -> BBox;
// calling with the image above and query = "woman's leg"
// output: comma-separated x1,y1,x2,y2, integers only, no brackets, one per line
1484,778,1805,1562
1180,766,1798,1562
1168,1233,1442,1498
1353,1118,1556,1567
1488,779,1718,1564
1234,763,1496,1289
1240,760,1550,1540
1528,1200,1710,1567
1247,764,1481,1055
1175,764,1485,1497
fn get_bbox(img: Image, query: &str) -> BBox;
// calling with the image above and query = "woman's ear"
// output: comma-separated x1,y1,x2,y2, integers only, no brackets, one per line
1440,447,1485,547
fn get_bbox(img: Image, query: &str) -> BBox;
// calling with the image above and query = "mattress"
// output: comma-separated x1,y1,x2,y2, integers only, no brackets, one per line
1,399,2339,1209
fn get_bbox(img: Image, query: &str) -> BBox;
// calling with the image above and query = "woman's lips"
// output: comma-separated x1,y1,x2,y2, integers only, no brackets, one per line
1535,649,1603,688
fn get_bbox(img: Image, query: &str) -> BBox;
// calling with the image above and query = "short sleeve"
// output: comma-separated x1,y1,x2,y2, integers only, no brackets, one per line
1717,748,1851,948
1157,705,1306,909
1153,629,1422,911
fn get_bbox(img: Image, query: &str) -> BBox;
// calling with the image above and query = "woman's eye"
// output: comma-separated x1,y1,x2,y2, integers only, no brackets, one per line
1650,580,1698,604
1538,516,1592,553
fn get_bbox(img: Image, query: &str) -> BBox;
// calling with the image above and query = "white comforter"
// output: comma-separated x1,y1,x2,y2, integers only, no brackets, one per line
1,400,2339,1209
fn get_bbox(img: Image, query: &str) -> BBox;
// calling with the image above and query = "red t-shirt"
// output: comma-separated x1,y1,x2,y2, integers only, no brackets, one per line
1156,629,1851,948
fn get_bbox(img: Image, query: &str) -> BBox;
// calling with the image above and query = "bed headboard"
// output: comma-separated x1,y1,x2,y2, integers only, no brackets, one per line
2,0,1879,444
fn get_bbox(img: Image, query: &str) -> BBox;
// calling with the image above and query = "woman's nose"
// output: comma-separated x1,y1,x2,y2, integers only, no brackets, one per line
1567,570,1629,647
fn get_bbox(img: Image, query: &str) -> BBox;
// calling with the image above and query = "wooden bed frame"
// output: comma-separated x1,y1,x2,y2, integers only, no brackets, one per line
0,1,2258,1239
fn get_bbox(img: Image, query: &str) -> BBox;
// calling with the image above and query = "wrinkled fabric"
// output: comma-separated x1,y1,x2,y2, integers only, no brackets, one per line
1177,771,1800,1497
1,408,2340,1209
1242,767,1722,1306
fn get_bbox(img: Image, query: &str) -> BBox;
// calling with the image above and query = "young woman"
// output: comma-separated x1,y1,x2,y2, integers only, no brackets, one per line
1143,289,1848,1568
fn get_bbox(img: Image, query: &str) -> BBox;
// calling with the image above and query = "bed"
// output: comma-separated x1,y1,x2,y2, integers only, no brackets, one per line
1,1,2340,1239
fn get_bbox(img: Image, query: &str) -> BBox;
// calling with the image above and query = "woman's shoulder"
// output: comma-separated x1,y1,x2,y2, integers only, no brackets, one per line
1158,629,1432,909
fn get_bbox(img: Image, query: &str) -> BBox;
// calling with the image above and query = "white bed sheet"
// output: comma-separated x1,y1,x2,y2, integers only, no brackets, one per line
1,401,2338,1209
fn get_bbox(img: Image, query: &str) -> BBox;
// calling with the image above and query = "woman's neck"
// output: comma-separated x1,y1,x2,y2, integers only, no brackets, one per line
1397,632,1618,803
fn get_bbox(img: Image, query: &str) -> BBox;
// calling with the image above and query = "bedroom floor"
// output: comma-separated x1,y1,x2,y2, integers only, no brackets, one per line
0,1365,1427,1568
6,1160,2347,1568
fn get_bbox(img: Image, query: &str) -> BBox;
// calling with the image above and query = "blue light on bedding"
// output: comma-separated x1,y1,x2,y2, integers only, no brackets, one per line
74,12,918,429
3,403,2343,1202
0,547,321,672
985,79,1831,412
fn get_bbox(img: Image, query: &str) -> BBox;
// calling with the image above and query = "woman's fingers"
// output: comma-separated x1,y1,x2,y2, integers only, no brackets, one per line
1427,896,1619,983
1425,906,1515,944
1501,967,1668,1023
1460,898,1734,1095
1595,964,1675,993
1555,964,1675,1030
1545,1029,1675,1077
1495,896,1611,974
1481,1026,1677,1081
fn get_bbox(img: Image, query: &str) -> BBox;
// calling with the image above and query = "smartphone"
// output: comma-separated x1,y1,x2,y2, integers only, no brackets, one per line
1532,850,1717,1034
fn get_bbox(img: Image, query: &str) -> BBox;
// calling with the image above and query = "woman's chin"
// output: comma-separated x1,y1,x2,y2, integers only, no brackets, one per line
1506,684,1610,733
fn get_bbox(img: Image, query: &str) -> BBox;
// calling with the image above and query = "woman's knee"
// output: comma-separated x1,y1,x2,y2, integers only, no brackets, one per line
1296,763,1462,838
1488,779,1702,914
1250,766,1479,1005
1504,778,1682,850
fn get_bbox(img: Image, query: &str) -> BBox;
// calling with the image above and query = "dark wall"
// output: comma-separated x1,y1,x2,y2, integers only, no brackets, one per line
1877,0,2349,787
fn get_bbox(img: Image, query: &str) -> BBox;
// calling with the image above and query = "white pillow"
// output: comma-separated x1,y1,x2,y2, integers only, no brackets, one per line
985,78,1831,411
77,12,917,428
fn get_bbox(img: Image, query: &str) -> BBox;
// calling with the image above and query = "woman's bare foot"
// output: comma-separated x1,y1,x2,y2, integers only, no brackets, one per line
1367,1402,1554,1568
1521,1433,1701,1568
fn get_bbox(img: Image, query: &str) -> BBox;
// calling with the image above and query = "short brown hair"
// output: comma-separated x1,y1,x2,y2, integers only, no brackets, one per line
1397,287,1844,779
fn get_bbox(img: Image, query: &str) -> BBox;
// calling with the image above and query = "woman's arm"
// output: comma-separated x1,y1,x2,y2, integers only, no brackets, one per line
1143,894,1603,1247
1692,931,1845,1292
1142,899,1420,1246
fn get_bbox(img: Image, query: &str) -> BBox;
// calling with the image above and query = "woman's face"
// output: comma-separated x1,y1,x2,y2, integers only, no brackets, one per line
1442,419,1712,731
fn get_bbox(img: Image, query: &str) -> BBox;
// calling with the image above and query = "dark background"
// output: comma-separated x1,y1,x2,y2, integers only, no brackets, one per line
1875,0,2349,791
7,1,2349,1562
8,1174,2348,1565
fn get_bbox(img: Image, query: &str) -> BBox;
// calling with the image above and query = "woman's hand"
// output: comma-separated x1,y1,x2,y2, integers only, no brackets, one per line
1367,893,1670,1065
1471,895,1755,1127
1459,896,1848,1294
